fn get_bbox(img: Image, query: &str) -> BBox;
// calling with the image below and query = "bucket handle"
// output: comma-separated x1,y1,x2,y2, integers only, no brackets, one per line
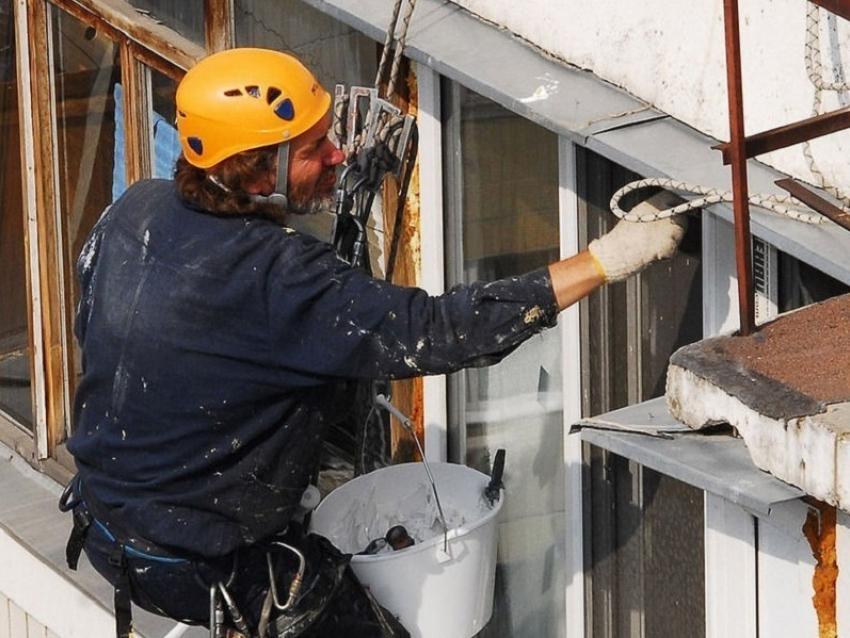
374,394,449,552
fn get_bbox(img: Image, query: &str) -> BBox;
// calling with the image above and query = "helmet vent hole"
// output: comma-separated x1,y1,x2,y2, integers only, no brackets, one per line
246,85,261,98
224,89,242,97
188,137,204,156
274,98,295,121
267,87,282,104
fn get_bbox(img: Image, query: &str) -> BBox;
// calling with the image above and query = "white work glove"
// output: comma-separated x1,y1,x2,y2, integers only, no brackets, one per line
587,191,687,283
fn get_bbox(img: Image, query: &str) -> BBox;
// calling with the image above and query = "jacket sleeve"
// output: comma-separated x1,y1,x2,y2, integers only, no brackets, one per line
265,232,560,382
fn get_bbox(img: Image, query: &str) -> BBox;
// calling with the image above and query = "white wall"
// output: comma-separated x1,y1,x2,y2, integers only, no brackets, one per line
453,0,850,199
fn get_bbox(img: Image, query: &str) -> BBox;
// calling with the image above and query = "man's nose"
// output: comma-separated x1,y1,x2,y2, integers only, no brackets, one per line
325,143,345,167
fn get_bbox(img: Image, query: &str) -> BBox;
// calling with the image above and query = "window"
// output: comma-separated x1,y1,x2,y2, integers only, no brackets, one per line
0,0,33,432
443,81,565,637
127,0,204,46
51,8,122,408
234,0,378,90
778,252,850,311
585,451,706,638
576,147,706,637
1,0,187,472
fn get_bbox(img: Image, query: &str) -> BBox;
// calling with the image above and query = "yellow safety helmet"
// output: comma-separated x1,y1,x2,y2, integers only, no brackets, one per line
176,48,332,169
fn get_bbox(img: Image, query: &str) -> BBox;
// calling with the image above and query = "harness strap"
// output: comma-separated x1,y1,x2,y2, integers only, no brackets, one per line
60,475,187,638
66,506,92,570
109,543,134,638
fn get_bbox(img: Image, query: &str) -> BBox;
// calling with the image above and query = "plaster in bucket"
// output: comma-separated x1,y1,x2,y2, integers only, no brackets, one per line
309,461,504,638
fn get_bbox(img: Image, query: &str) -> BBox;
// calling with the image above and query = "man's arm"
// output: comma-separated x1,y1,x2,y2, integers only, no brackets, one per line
548,251,605,311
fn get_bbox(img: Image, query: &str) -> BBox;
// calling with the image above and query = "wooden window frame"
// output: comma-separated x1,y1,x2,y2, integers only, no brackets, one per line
10,0,211,482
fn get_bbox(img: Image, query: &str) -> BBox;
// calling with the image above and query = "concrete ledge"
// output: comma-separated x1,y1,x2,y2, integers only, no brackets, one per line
668,362,850,510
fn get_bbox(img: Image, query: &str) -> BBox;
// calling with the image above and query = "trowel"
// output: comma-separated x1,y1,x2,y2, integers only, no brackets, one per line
484,449,505,507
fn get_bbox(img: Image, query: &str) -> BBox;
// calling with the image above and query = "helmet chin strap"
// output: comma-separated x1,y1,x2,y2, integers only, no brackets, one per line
250,142,290,208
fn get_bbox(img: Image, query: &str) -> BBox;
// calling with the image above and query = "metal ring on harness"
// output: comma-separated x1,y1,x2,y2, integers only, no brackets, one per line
266,541,307,612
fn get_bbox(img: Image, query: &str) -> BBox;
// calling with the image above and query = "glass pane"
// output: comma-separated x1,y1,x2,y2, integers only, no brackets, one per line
0,0,34,430
51,8,121,399
778,252,850,311
587,449,706,638
577,147,705,637
444,84,563,637
112,66,180,196
234,0,377,91
151,69,180,180
127,0,204,46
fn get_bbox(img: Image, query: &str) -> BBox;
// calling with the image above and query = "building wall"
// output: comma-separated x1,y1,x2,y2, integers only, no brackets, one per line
4,1,850,637
454,0,850,198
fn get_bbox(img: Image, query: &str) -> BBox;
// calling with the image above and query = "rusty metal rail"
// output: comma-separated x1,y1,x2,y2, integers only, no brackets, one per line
719,0,850,335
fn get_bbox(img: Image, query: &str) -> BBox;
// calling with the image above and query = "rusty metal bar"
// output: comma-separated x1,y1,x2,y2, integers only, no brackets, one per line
810,0,850,23
714,106,850,164
722,0,755,336
775,178,850,232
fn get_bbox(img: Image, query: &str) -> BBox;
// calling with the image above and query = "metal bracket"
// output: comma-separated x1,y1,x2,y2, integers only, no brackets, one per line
333,84,416,180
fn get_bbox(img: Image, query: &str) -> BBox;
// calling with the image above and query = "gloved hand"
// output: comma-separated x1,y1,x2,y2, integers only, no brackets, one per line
588,191,687,283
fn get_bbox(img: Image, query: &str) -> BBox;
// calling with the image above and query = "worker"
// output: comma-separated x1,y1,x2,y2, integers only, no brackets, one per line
59,47,685,637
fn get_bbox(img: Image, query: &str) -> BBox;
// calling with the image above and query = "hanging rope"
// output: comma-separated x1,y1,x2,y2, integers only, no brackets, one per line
804,2,850,208
610,177,825,224
374,0,417,100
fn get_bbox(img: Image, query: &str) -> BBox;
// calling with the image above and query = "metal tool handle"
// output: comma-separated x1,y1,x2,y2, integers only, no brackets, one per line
485,448,506,506
374,394,449,552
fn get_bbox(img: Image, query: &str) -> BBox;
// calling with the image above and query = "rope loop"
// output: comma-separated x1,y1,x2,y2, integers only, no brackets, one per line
610,177,827,225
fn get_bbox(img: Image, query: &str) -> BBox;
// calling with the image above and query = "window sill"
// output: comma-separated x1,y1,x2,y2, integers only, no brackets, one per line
572,396,806,517
0,441,206,637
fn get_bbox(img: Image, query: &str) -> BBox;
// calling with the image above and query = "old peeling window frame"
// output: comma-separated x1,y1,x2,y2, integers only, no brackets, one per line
8,0,206,482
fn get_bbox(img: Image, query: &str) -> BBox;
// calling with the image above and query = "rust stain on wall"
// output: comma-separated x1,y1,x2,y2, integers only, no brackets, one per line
803,499,838,638
382,61,423,462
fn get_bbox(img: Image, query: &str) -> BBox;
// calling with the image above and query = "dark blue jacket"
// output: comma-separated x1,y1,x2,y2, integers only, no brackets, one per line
68,179,559,558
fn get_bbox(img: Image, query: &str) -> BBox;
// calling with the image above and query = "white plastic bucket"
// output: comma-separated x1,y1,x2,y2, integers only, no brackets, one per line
309,462,503,638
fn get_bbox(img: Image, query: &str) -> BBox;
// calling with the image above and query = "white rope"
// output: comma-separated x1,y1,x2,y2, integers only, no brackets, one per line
386,0,417,100
613,5,850,225
375,0,418,100
609,177,825,224
802,2,850,206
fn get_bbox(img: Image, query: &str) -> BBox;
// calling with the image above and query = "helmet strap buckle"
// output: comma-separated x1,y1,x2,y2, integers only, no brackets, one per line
250,142,290,208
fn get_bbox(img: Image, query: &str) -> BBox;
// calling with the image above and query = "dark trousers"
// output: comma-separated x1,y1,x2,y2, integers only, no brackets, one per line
82,519,409,637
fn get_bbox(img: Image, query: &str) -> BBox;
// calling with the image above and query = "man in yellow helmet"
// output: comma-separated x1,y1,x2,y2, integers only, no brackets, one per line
61,48,685,637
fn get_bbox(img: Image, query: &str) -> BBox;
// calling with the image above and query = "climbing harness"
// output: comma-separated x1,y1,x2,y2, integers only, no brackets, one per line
60,475,320,638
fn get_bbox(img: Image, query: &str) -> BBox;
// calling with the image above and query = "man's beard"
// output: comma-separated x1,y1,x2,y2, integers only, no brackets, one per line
286,193,331,217
256,192,333,226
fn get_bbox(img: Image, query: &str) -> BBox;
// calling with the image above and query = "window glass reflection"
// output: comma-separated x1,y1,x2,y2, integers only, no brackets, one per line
445,84,563,637
112,67,180,196
51,7,120,395
0,0,34,430
234,0,377,91
151,69,180,179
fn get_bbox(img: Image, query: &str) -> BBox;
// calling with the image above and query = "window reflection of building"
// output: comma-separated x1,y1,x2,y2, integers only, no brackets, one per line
444,82,566,637
0,0,33,430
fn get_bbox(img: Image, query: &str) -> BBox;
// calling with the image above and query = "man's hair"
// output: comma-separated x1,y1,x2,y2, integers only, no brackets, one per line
174,144,280,216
